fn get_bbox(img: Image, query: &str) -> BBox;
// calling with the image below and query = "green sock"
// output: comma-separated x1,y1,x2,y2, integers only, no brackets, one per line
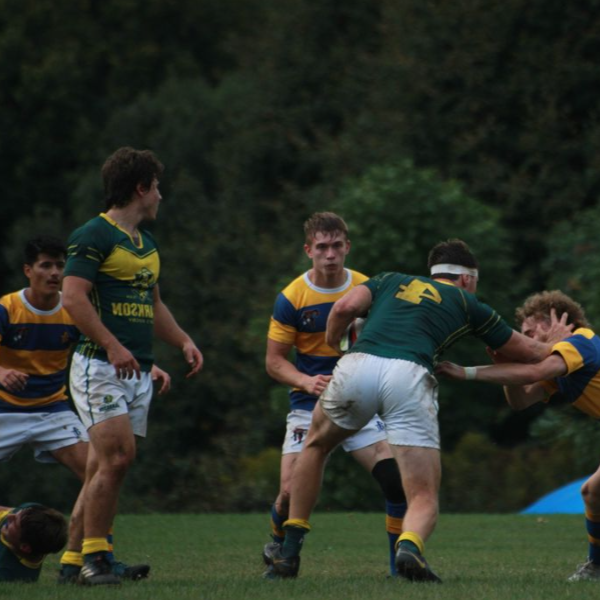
282,525,308,558
399,540,420,555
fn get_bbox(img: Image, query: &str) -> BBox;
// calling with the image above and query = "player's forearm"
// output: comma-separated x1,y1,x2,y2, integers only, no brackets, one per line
153,300,192,349
266,356,309,390
469,363,540,386
503,385,540,410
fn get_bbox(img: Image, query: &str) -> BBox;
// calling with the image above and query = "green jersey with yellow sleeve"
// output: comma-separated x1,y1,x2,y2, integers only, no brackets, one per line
64,213,160,371
351,272,513,372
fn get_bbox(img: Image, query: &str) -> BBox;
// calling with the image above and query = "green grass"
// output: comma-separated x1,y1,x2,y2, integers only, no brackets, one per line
0,513,592,599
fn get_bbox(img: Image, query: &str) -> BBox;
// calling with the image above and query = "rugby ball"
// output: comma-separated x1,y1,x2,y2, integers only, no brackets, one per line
340,318,365,353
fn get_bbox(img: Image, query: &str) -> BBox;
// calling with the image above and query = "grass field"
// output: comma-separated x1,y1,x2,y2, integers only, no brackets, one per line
0,512,593,599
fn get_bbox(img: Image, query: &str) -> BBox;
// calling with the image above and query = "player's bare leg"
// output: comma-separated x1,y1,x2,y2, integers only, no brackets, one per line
266,404,356,578
391,445,442,583
569,466,600,581
78,415,136,585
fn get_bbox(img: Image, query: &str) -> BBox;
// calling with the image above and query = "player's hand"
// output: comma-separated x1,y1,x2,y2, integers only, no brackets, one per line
106,342,141,380
0,367,28,392
182,340,203,377
151,364,171,395
303,374,332,396
435,361,466,380
543,308,574,344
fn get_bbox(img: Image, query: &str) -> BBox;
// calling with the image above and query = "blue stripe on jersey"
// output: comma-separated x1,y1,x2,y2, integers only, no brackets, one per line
273,294,334,334
0,370,67,399
556,334,600,403
290,354,339,411
0,304,8,336
0,399,71,413
0,323,79,351
295,354,339,376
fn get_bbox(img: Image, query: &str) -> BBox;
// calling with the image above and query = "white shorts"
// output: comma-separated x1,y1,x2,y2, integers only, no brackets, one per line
0,410,88,463
320,353,440,449
70,353,153,437
282,408,387,455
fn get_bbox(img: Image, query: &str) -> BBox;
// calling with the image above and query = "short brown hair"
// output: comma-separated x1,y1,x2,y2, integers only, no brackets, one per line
303,212,349,244
102,147,164,210
20,505,67,555
427,239,478,280
515,290,589,329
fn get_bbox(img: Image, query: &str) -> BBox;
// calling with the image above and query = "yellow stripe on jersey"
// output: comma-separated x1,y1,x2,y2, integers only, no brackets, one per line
0,348,69,374
0,389,66,407
268,318,297,345
553,340,585,374
296,331,339,357
99,245,160,283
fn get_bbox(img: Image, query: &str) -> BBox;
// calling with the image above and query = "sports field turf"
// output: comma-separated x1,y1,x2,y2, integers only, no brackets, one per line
0,512,592,599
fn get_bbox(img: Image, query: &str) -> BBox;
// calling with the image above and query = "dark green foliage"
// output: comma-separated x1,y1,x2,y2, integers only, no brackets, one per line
1,0,598,512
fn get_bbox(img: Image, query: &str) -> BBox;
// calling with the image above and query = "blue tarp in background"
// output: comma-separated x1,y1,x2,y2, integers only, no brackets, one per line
520,477,588,514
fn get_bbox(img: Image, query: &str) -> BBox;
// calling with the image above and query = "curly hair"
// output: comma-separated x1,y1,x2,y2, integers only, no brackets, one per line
102,147,164,210
515,290,589,329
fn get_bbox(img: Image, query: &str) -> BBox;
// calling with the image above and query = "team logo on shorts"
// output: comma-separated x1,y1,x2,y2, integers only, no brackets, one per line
300,309,319,330
293,427,308,444
99,394,119,413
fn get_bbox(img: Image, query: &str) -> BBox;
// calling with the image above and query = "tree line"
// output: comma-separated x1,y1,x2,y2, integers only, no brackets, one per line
1,0,599,512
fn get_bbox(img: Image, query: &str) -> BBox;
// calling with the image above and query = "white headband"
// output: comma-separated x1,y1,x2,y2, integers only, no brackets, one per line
430,263,478,278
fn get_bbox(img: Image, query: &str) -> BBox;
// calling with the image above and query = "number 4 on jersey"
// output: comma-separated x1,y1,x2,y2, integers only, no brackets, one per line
395,280,442,305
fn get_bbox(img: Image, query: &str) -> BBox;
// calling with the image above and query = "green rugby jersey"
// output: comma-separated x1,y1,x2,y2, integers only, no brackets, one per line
351,272,512,372
0,504,44,582
64,213,160,371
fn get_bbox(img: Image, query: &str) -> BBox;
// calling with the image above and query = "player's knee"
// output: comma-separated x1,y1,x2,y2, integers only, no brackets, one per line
582,481,600,512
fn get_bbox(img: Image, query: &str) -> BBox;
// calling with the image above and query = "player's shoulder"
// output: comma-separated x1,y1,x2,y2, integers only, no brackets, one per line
0,290,20,307
278,272,309,297
347,269,369,285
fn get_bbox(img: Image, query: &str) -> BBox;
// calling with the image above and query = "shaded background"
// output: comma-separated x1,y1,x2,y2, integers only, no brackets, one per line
1,0,599,513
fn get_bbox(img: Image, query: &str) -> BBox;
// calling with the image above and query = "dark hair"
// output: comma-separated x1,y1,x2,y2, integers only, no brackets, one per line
303,212,349,244
427,239,478,280
102,147,164,210
19,505,67,555
24,236,67,266
515,290,589,330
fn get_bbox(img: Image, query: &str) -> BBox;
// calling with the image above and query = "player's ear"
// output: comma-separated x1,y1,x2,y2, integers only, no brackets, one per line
18,542,32,555
304,243,313,259
23,263,32,279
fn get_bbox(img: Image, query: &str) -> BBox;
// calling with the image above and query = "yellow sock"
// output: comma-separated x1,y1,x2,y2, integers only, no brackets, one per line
82,537,109,556
60,550,83,567
283,518,311,531
397,531,425,555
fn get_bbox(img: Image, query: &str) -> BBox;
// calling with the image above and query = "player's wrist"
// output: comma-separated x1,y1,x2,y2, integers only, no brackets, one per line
464,366,477,380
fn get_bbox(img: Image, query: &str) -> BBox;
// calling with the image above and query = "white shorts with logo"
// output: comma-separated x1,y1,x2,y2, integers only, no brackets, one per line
70,353,153,437
320,352,440,450
0,410,88,463
282,408,387,455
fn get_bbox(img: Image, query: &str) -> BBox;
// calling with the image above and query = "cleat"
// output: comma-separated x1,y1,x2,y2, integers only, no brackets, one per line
261,545,300,579
57,564,81,584
395,547,442,583
568,559,600,582
78,555,121,586
262,541,281,566
109,560,150,580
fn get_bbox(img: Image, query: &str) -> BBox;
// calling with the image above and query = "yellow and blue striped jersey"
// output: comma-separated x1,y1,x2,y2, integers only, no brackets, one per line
542,328,600,418
268,269,368,410
0,290,78,412
64,213,160,371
